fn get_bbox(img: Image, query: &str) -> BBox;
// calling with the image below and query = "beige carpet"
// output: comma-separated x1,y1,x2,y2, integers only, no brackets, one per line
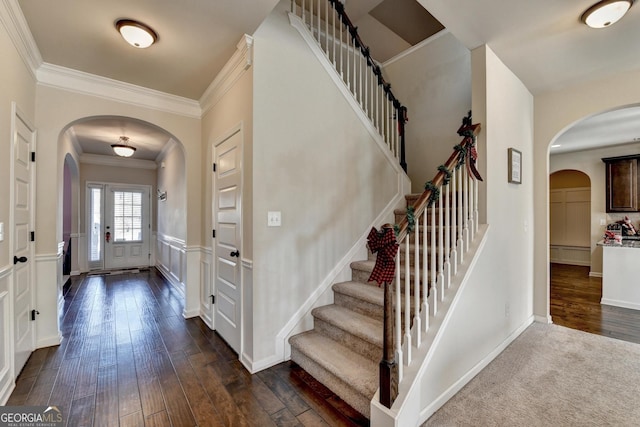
424,323,640,426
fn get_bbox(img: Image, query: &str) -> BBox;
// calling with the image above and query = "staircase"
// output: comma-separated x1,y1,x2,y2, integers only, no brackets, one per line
289,194,424,418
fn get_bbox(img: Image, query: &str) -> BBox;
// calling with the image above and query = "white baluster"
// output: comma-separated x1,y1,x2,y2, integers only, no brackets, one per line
395,247,403,381
302,0,306,23
450,171,458,275
325,1,329,54
422,208,429,332
364,58,368,115
403,237,411,366
463,166,470,253
457,166,464,265
437,190,444,301
469,171,475,242
444,180,451,289
413,222,421,347
332,7,336,66
316,0,321,45
430,197,437,316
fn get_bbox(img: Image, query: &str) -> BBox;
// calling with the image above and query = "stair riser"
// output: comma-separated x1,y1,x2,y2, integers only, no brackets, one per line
314,318,382,363
334,291,383,321
291,347,371,418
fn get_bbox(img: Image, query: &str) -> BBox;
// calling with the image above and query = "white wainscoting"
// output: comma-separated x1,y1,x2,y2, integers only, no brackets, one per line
70,233,81,275
200,247,213,328
35,253,63,348
549,245,591,266
156,234,186,296
0,266,14,404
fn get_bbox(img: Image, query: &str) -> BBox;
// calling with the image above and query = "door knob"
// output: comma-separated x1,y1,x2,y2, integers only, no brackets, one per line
13,256,28,264
230,250,240,258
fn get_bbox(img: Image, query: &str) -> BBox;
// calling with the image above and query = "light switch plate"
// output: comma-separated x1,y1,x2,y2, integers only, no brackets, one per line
268,211,281,227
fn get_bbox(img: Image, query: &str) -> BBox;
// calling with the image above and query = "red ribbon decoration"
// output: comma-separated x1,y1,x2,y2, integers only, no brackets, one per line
367,226,399,286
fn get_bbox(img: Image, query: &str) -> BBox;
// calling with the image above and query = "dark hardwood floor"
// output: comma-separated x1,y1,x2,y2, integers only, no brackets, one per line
550,262,640,344
7,269,369,427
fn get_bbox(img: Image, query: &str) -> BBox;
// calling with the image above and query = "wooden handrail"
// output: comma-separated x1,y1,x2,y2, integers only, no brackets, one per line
395,123,481,242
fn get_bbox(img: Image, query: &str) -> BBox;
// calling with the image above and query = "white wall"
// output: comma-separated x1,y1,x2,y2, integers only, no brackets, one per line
250,1,404,364
383,31,471,193
415,45,535,423
533,70,640,320
157,141,186,240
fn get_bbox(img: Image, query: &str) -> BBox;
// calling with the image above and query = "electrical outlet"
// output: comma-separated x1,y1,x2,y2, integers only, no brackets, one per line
268,211,281,227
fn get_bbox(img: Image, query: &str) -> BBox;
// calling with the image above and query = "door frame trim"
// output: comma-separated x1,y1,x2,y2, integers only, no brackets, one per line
85,181,153,271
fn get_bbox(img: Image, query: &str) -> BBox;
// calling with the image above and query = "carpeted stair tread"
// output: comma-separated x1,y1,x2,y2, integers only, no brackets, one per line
312,305,383,347
289,331,378,399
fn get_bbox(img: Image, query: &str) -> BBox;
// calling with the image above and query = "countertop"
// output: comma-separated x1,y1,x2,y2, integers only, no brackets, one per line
598,239,640,248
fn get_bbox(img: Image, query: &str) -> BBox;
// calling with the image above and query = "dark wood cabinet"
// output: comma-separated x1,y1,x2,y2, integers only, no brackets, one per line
602,155,640,212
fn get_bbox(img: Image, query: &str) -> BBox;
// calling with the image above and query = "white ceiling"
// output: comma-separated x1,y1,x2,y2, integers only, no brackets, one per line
15,0,640,158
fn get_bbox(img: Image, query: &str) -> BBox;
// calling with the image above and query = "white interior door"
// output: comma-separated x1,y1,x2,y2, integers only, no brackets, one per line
12,106,36,376
213,129,242,353
105,184,151,270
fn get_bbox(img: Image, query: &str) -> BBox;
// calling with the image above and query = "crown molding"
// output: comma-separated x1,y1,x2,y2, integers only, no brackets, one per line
37,63,202,119
0,0,42,77
200,34,253,115
80,153,158,170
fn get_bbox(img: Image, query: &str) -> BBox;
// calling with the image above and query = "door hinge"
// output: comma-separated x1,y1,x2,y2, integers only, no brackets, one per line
212,229,216,238
210,295,215,304
30,231,35,242
213,163,216,172
31,309,39,321
31,152,36,162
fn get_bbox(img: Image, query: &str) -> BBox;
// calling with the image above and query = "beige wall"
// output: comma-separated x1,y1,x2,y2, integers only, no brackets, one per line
251,0,403,363
416,44,535,418
0,20,36,268
534,70,640,319
383,31,471,193
33,85,200,255
157,142,186,241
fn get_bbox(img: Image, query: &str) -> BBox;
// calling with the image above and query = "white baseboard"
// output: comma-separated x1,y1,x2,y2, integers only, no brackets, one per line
37,332,63,348
589,271,603,278
0,382,15,406
601,298,640,311
534,314,552,324
418,315,535,424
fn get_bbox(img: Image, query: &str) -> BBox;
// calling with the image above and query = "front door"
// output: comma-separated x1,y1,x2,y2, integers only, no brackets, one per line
12,105,36,376
213,128,242,353
87,183,151,270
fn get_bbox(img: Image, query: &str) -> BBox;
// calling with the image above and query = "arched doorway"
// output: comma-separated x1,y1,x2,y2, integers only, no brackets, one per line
549,170,591,267
58,115,187,292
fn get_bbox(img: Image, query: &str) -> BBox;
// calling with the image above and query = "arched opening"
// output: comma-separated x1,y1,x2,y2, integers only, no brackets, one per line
547,105,640,338
57,115,187,293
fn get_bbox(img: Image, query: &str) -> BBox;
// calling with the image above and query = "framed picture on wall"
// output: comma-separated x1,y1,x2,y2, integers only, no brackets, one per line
508,148,522,184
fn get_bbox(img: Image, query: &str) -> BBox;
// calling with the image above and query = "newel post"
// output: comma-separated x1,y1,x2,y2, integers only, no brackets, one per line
380,280,398,408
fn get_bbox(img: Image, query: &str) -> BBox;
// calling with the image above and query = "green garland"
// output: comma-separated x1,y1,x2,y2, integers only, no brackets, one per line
393,205,416,237
424,181,440,207
454,143,468,170
438,165,452,185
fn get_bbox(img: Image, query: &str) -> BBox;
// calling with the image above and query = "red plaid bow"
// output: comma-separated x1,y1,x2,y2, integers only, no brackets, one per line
367,226,399,285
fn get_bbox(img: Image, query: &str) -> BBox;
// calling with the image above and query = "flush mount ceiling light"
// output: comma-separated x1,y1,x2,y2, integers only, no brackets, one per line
115,19,157,48
581,0,633,28
111,136,137,157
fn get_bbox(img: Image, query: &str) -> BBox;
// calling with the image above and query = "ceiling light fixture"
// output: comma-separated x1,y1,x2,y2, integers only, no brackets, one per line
581,0,633,28
115,19,157,48
111,136,137,157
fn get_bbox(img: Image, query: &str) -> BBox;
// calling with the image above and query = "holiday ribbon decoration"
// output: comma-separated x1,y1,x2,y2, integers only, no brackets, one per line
367,225,399,286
